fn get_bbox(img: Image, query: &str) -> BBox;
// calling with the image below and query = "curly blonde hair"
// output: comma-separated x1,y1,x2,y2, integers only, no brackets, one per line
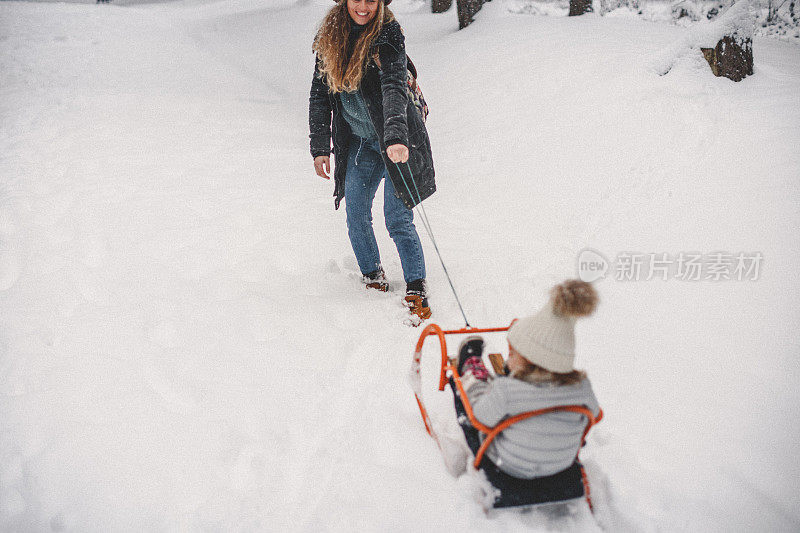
313,0,395,93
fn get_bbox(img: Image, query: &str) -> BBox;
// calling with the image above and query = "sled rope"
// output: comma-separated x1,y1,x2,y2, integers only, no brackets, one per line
394,161,471,327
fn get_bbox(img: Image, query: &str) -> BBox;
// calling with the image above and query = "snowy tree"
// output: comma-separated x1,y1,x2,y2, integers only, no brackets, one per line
597,0,638,16
699,0,755,81
570,0,594,15
457,0,485,28
431,0,453,13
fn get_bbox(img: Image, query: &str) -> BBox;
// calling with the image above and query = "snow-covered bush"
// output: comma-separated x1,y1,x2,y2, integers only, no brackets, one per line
670,0,728,22
696,0,756,42
753,0,800,39
597,0,641,16
503,0,800,41
683,0,799,40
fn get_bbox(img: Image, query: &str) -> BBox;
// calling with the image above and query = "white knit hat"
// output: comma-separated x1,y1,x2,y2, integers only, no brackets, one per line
507,280,598,374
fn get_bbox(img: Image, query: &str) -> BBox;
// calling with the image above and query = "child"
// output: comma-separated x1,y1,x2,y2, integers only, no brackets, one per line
452,279,601,484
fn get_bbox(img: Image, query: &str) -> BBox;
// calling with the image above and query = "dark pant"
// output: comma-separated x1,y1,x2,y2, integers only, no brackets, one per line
452,378,483,456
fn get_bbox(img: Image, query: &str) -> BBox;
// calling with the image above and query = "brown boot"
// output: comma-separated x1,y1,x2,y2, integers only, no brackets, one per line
404,279,431,324
364,269,389,292
404,294,432,322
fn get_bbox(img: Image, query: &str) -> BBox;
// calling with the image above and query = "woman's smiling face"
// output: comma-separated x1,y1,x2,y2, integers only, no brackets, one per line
347,0,379,25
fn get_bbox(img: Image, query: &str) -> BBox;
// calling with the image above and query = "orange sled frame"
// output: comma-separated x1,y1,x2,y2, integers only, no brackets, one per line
409,322,603,512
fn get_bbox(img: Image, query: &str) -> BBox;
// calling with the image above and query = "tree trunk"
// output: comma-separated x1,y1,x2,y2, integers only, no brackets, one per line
701,35,754,82
456,0,484,29
569,0,593,16
431,0,453,13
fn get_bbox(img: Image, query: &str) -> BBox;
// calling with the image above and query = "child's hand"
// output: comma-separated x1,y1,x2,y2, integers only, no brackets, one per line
462,356,490,381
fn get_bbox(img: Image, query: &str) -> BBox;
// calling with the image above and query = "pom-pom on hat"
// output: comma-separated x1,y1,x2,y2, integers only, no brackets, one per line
506,280,598,373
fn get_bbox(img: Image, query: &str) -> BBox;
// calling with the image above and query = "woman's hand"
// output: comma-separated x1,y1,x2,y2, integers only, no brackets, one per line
314,155,331,180
386,144,409,164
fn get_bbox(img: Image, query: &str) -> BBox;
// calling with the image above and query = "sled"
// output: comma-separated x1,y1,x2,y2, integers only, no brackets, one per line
409,322,603,512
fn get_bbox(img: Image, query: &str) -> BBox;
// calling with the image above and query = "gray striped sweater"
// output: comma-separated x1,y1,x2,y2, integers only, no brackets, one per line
464,374,600,479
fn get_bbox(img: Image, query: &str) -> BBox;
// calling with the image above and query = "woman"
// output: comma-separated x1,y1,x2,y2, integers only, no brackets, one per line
309,0,435,323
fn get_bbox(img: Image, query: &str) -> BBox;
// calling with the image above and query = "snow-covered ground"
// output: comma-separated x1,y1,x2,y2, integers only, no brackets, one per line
1,0,799,530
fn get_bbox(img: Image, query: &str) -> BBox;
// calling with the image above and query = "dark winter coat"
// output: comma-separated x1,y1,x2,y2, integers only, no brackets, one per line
309,20,436,210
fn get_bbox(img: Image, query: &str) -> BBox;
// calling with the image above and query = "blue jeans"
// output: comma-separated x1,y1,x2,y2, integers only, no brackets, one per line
345,136,425,283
